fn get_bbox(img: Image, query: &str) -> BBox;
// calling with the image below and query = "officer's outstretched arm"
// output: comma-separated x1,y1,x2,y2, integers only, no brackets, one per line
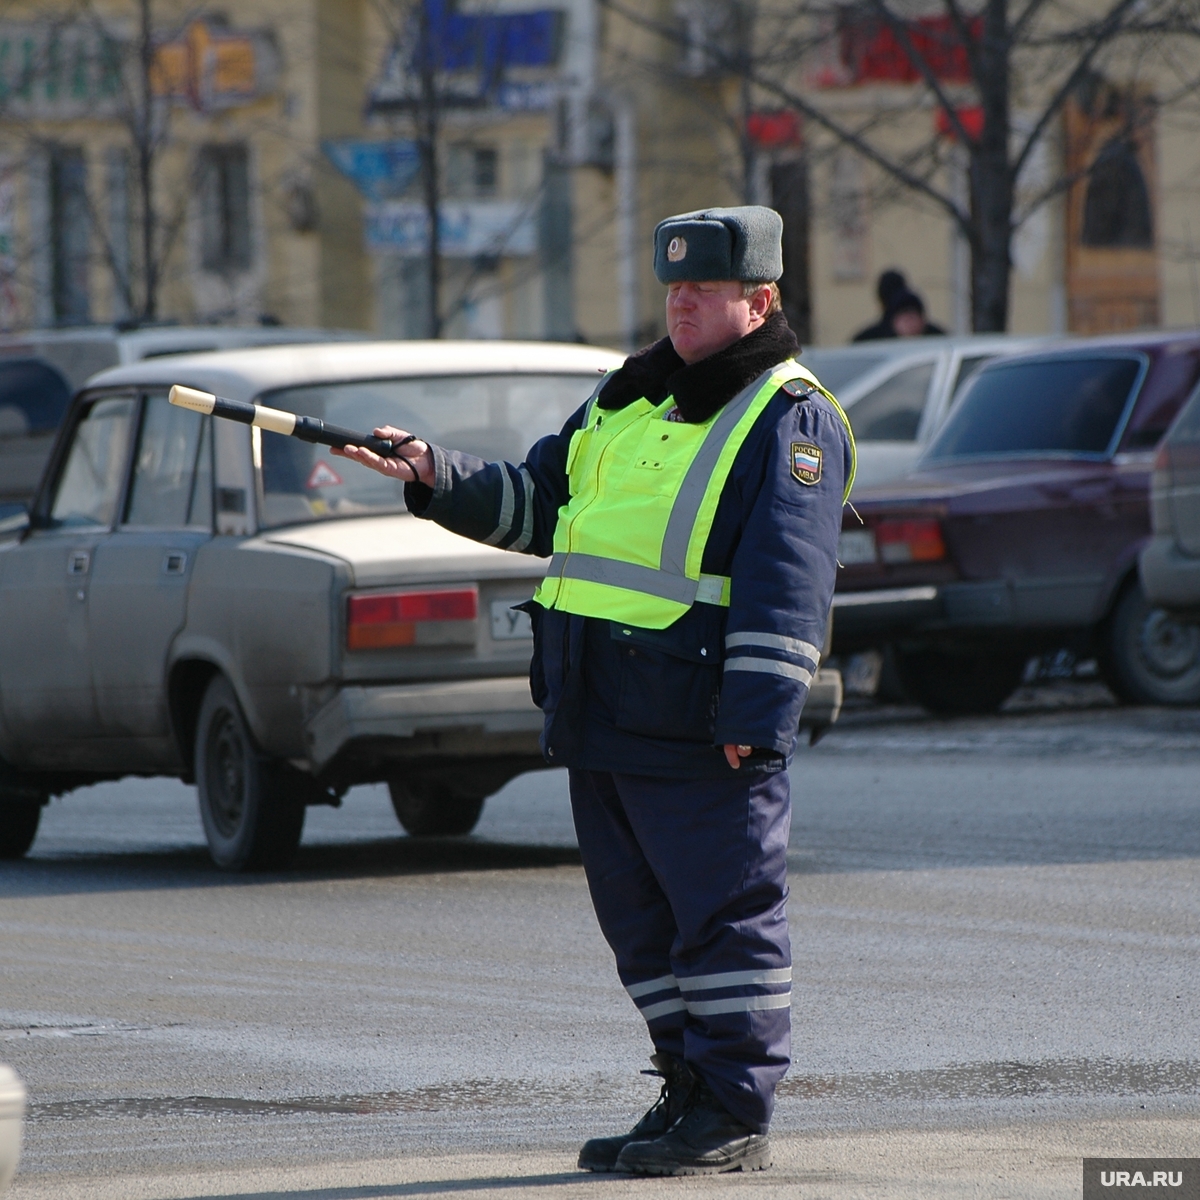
713,396,851,758
337,404,590,558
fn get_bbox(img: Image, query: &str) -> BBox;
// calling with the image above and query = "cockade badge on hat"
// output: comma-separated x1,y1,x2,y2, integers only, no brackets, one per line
667,236,688,262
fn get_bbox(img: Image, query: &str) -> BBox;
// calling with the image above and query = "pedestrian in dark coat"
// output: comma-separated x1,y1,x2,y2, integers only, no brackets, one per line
336,206,854,1176
852,268,946,340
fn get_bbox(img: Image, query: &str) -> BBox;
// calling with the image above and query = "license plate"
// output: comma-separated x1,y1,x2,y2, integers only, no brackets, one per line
490,599,533,640
838,529,877,565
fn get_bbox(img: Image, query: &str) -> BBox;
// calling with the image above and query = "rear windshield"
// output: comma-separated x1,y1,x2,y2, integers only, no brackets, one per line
924,356,1143,461
257,372,595,527
799,350,891,397
0,358,72,434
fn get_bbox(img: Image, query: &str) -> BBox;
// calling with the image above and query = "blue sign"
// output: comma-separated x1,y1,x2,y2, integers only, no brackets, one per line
425,0,562,74
322,140,421,201
369,0,563,112
365,201,537,258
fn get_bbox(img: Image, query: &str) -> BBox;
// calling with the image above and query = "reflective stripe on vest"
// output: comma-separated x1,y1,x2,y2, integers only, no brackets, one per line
533,359,855,629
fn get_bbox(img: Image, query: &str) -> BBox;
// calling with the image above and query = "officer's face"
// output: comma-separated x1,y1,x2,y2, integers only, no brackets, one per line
666,281,770,364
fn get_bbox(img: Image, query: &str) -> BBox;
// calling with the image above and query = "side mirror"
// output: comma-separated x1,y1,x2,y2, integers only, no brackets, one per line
0,502,30,540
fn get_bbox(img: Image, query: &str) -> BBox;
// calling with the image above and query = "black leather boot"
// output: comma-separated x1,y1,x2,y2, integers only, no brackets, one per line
577,1053,695,1172
614,1076,771,1175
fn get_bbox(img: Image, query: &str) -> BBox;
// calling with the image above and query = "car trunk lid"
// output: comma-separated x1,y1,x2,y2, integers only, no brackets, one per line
260,513,547,587
259,514,545,682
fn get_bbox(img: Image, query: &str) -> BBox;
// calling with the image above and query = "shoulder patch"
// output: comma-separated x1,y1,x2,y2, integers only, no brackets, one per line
782,380,820,400
791,441,823,485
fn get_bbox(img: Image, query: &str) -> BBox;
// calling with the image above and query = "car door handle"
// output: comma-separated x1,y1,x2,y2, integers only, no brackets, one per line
163,552,188,575
67,551,89,576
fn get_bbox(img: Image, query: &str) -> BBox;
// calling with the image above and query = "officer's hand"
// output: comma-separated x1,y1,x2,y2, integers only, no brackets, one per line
723,744,753,769
333,425,435,486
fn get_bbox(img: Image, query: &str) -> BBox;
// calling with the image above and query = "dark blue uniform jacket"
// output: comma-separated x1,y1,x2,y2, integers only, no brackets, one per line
405,315,852,779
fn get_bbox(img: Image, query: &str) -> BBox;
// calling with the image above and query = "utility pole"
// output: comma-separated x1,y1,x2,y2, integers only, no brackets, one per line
415,0,442,337
135,0,157,320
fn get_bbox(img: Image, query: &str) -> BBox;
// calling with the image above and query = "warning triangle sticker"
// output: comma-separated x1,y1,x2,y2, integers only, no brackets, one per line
306,461,344,489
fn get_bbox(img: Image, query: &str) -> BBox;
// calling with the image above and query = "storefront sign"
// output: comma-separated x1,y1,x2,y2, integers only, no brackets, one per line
0,24,123,117
0,18,277,119
151,19,279,113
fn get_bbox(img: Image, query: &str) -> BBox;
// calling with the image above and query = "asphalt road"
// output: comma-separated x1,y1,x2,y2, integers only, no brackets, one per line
2,683,1199,1199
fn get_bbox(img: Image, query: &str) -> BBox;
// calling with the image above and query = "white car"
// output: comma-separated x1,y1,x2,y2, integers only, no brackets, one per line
0,1064,21,1194
0,325,370,507
0,340,846,869
801,336,1049,491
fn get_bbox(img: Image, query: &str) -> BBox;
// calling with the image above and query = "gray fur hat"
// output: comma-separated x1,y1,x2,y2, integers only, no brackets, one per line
653,206,784,284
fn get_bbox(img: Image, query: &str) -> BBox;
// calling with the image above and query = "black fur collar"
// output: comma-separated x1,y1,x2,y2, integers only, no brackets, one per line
597,313,801,423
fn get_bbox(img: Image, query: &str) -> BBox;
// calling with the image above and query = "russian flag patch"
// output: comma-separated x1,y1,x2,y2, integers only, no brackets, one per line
791,442,822,485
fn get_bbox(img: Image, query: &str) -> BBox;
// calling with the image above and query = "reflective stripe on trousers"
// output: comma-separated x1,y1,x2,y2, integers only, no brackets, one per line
568,767,792,1134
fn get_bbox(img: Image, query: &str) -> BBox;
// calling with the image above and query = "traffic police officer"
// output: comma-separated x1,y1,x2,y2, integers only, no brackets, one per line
337,206,855,1176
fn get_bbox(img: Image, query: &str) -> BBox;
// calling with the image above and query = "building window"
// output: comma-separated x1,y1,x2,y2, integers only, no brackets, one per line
829,149,868,282
198,144,251,273
675,1,725,77
771,159,811,343
1064,84,1159,333
473,147,498,196
49,146,90,325
1082,138,1153,247
447,144,499,198
106,149,131,318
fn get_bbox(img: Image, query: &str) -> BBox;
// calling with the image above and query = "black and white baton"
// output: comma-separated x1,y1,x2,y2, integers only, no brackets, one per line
168,385,411,458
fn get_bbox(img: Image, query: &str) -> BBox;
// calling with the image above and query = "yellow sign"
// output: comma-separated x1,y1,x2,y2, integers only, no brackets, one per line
151,20,277,113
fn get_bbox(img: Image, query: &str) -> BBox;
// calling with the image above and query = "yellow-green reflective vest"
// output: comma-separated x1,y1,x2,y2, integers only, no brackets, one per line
532,359,856,630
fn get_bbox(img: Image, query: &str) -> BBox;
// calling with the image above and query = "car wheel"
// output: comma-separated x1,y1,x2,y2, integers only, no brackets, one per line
194,675,306,870
0,802,41,859
388,778,485,837
1102,579,1200,705
894,647,1026,716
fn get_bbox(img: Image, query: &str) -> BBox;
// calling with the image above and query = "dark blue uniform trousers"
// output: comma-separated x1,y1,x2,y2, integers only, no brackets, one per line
568,767,792,1133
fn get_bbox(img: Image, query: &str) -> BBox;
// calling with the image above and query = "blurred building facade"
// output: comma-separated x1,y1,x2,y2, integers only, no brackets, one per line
0,0,1195,345
0,0,371,331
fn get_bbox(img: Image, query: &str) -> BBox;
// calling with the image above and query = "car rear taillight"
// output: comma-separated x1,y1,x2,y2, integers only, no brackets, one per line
875,518,946,564
347,587,478,650
1154,442,1172,473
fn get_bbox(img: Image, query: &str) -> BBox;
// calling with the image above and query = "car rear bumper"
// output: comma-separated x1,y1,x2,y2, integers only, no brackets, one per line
306,677,544,769
833,585,944,640
306,666,846,771
801,668,843,730
1140,535,1200,614
833,577,1100,646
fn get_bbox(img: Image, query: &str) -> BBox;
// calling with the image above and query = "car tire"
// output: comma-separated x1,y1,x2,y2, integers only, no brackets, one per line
895,647,1026,716
0,802,41,860
1101,578,1200,705
194,675,306,870
388,778,485,837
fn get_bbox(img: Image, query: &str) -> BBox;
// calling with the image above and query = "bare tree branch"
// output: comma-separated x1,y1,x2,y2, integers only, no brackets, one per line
600,0,969,235
866,0,976,147
1012,70,1200,227
941,0,985,78
1009,0,1057,46
1011,0,1143,182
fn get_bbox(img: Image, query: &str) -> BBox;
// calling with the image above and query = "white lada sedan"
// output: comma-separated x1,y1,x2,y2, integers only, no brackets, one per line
0,340,842,870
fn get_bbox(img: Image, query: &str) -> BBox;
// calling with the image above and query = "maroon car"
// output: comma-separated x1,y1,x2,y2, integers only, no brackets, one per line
833,331,1200,714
